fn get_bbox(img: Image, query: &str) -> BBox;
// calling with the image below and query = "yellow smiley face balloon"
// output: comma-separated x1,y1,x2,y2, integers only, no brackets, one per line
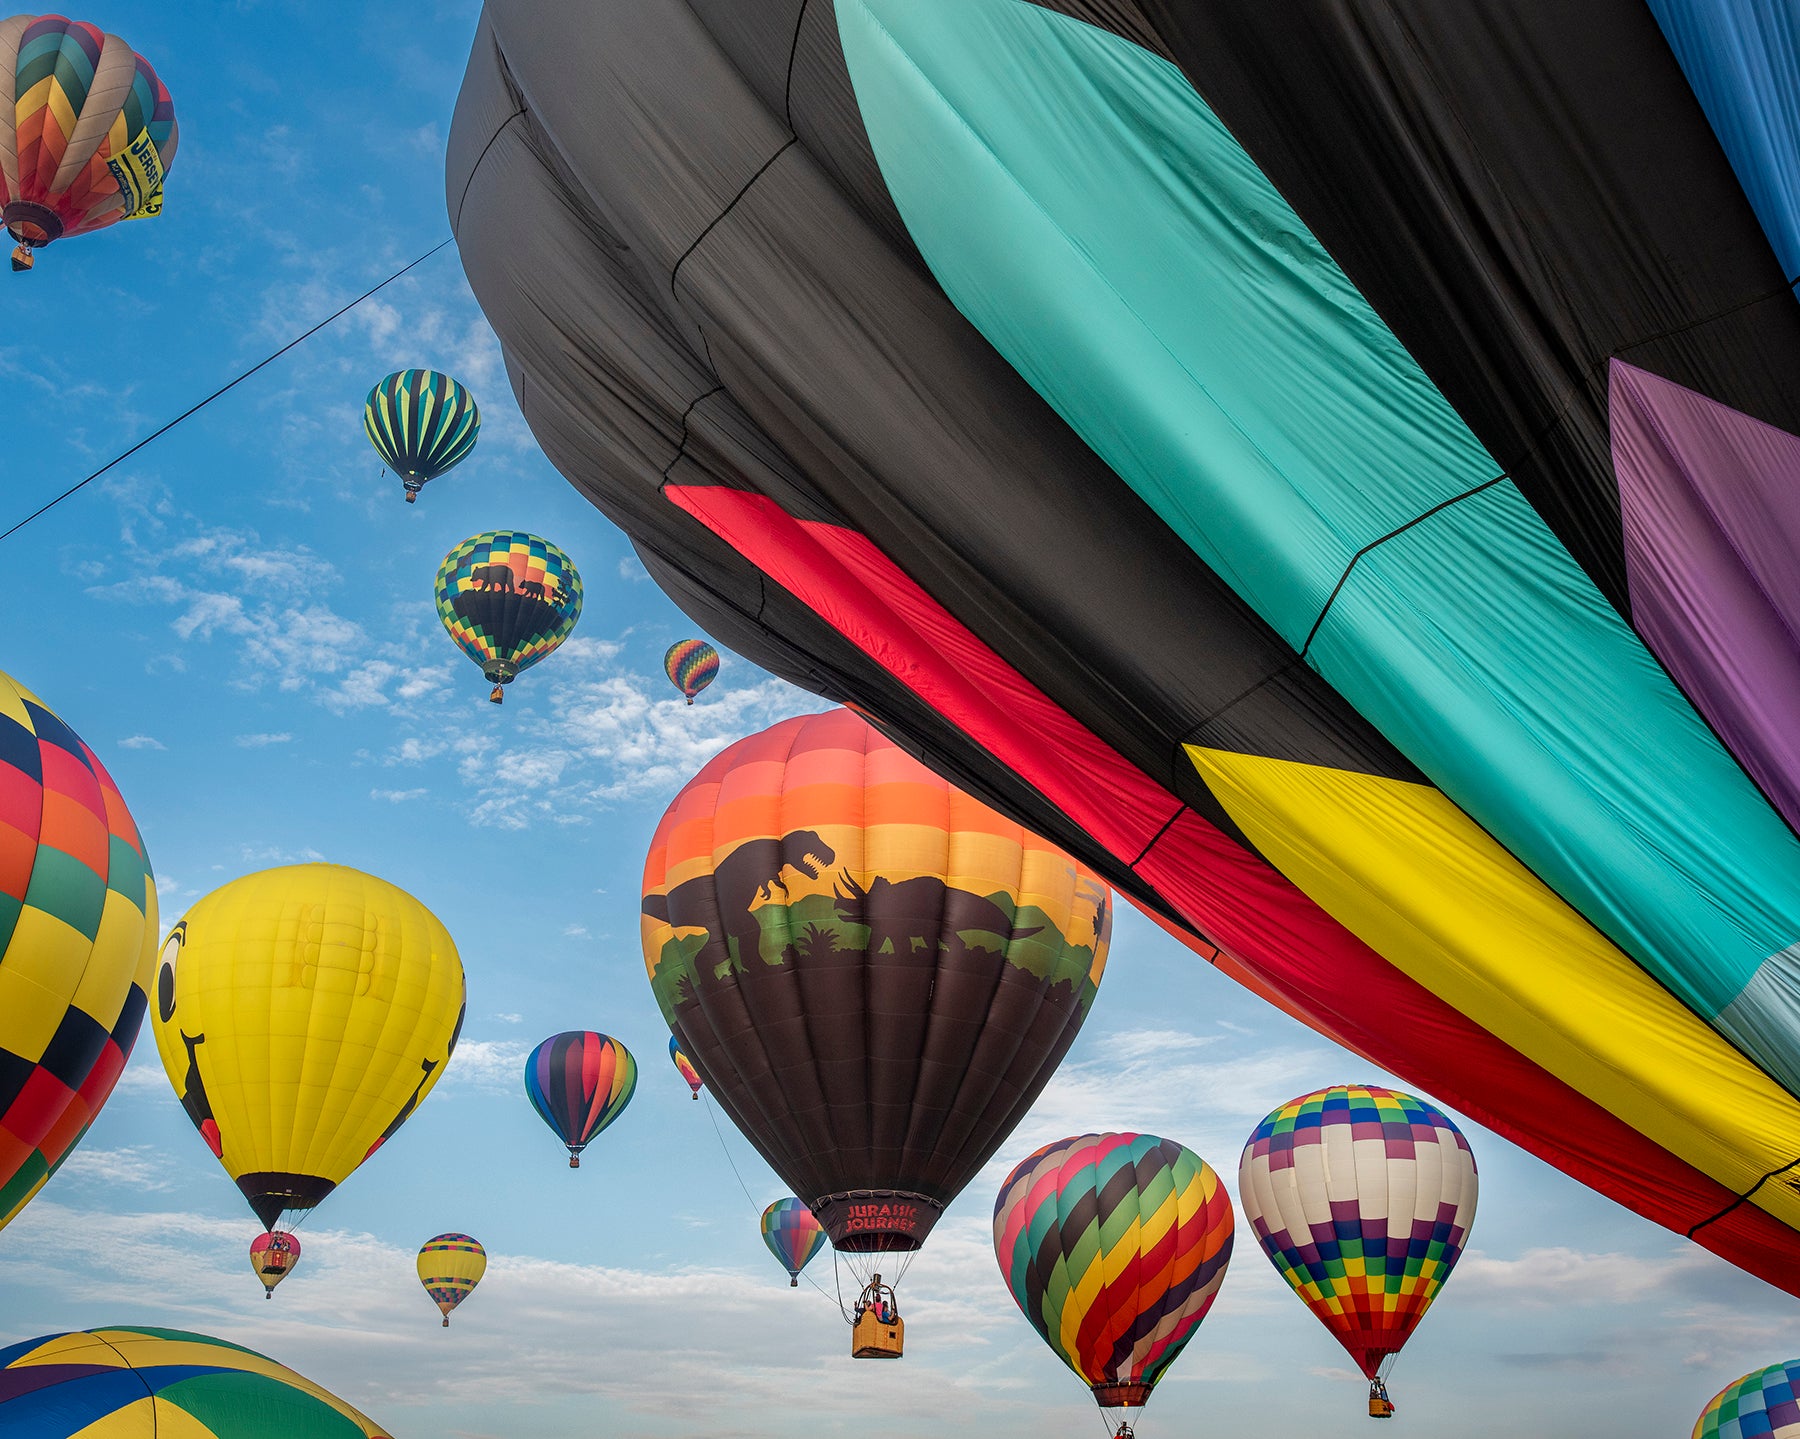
151,864,465,1227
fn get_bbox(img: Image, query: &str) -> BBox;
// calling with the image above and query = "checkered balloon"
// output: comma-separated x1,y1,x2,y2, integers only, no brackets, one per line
0,671,156,1233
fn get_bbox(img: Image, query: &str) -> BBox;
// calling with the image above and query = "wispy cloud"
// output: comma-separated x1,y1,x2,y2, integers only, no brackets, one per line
370,786,426,802
117,735,165,750
235,731,293,747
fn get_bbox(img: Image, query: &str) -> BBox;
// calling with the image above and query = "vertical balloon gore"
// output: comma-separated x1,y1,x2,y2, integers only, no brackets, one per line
523,1031,638,1169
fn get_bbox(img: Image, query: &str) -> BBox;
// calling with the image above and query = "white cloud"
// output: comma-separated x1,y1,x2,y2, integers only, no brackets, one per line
562,924,589,938
493,1013,523,1025
370,787,427,803
442,1038,535,1094
236,731,293,747
117,734,165,750
50,1146,174,1192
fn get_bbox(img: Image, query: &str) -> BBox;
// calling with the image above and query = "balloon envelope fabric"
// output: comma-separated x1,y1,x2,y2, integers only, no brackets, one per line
434,531,581,695
992,1133,1233,1412
418,1233,486,1325
0,1326,390,1437
0,15,178,265
1695,1359,1800,1439
761,1197,827,1285
642,707,1111,1255
150,864,466,1229
0,670,156,1235
447,0,1800,1299
362,369,480,501
1238,1086,1477,1380
523,1030,637,1165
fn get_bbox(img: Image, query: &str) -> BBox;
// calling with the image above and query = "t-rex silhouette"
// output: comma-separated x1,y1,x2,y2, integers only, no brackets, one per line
833,873,1042,955
642,829,837,976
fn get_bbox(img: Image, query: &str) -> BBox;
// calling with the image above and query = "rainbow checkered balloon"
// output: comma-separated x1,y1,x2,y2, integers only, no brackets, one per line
663,639,719,704
0,671,156,1234
1239,1085,1477,1381
435,531,581,698
1695,1360,1800,1439
993,1132,1233,1416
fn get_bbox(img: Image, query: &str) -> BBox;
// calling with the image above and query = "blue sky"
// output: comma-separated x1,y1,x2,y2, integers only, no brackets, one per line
2,3,1796,1435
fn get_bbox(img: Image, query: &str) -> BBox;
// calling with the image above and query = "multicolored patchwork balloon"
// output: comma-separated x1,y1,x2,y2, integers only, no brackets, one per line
669,1035,701,1100
760,1198,826,1286
523,1031,637,1167
0,1326,391,1436
663,639,719,704
1238,1085,1477,1404
0,15,178,272
363,369,480,503
0,671,156,1236
151,864,466,1230
1695,1360,1800,1439
992,1133,1233,1424
418,1233,486,1327
249,1230,299,1298
435,531,581,703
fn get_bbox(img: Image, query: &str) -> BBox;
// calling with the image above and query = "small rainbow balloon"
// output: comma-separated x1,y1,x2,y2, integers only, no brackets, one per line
761,1198,826,1286
663,639,720,704
669,1035,702,1100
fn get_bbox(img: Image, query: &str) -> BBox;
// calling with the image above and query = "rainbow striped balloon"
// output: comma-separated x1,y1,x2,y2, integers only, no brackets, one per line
1695,1360,1800,1439
1239,1085,1476,1384
417,1233,486,1326
523,1031,637,1167
993,1133,1233,1418
663,639,720,704
761,1198,826,1286
669,1035,702,1099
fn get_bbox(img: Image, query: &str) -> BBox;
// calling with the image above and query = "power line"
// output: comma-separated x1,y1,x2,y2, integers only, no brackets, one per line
0,237,454,545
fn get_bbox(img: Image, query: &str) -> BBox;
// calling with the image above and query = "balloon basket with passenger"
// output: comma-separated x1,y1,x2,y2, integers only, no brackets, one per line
850,1274,904,1359
1368,1375,1395,1418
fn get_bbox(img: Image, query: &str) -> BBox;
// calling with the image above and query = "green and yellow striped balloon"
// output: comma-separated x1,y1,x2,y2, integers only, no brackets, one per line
363,369,480,503
434,531,581,703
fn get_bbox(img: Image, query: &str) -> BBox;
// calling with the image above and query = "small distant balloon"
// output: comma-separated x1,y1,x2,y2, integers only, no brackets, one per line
1,15,177,273
523,1031,637,1168
669,1035,702,1099
364,369,480,503
664,640,720,704
435,531,581,703
1694,1360,1800,1439
250,1230,300,1298
418,1233,486,1326
761,1198,826,1287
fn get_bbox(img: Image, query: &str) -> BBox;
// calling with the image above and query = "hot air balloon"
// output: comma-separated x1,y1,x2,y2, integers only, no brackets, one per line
150,864,466,1230
760,1198,826,1287
418,1233,486,1326
0,1327,392,1436
663,639,719,704
523,1030,636,1168
449,0,1800,1300
249,1230,299,1298
643,708,1111,1347
435,530,581,703
1239,1086,1477,1417
1695,1360,1800,1439
993,1133,1233,1437
669,1034,701,1099
364,369,481,503
0,670,156,1237
0,15,177,272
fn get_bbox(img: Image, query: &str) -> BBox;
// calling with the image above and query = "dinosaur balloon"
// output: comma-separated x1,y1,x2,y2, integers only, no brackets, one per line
642,708,1111,1301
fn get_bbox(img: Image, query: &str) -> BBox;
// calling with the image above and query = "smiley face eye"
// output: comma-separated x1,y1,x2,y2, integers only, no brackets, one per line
156,921,187,1024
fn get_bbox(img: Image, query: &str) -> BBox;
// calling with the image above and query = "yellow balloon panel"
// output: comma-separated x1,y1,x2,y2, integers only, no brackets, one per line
150,864,465,1227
